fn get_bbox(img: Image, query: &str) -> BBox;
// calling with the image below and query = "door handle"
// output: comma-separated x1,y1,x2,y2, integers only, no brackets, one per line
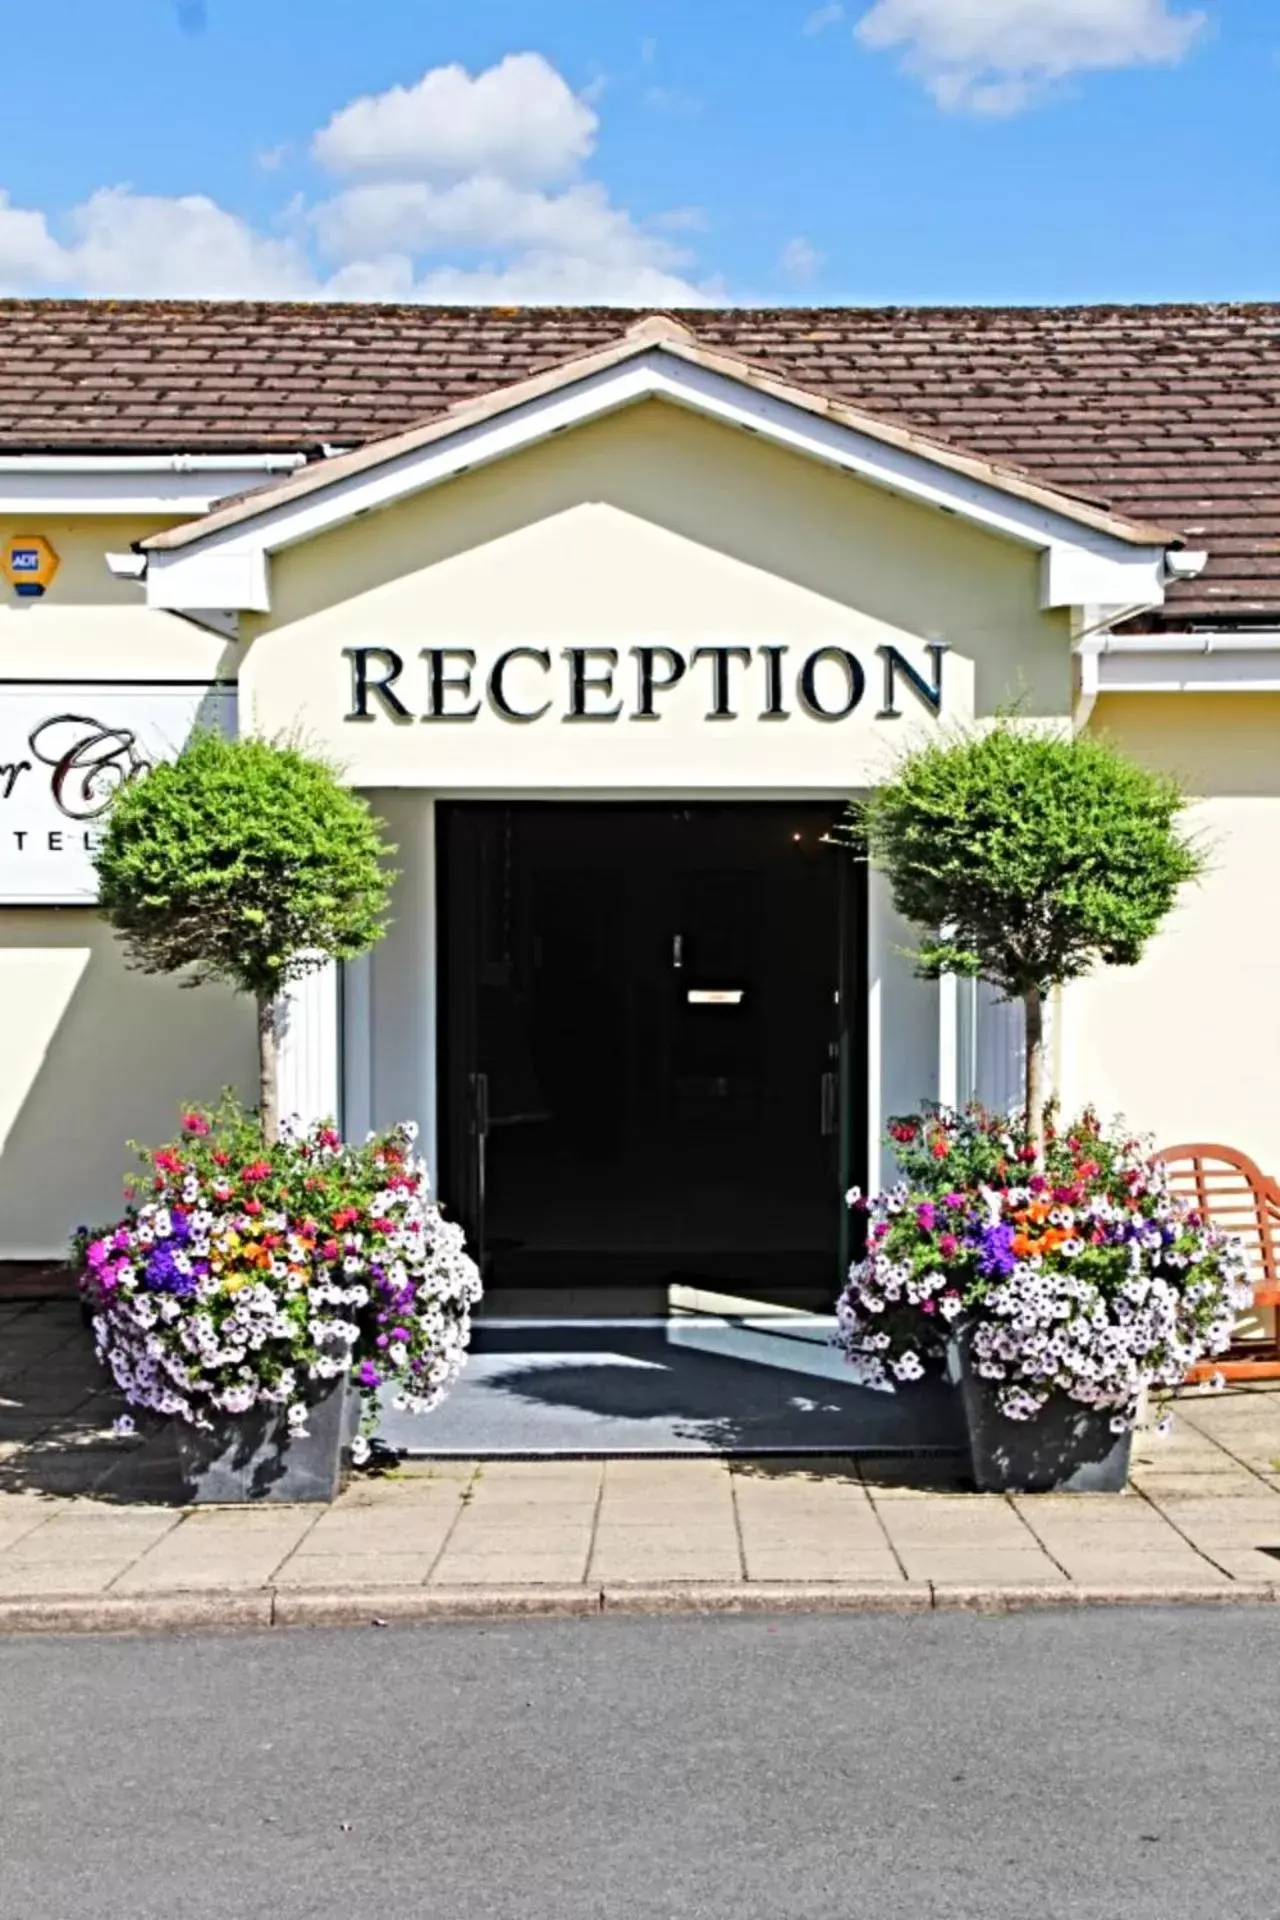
820,1070,837,1138
470,1071,490,1140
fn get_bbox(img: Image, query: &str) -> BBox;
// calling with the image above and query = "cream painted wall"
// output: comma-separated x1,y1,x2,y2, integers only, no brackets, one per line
868,866,940,1186
1062,694,1280,1174
0,516,244,681
0,911,255,1258
243,399,1073,792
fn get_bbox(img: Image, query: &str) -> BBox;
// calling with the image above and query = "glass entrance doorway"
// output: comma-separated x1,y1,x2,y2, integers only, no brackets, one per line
438,803,865,1310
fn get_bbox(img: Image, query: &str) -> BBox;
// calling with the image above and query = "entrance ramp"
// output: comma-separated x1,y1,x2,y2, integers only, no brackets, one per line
375,1309,964,1458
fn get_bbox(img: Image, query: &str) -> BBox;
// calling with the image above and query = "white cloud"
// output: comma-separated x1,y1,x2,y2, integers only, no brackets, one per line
65,188,314,297
855,0,1207,113
0,192,67,292
804,4,845,33
312,52,597,186
0,52,712,305
780,236,824,279
313,176,683,268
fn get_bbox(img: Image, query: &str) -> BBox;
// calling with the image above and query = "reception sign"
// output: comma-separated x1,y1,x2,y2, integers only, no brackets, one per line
0,684,236,903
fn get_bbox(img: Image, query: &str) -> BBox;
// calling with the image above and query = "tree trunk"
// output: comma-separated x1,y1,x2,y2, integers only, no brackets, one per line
257,991,279,1146
1023,983,1045,1165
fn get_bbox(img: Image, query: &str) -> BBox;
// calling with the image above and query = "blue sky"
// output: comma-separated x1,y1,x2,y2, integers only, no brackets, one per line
0,0,1273,304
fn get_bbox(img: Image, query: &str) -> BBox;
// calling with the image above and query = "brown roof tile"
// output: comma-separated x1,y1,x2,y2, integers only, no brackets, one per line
1,298,1279,619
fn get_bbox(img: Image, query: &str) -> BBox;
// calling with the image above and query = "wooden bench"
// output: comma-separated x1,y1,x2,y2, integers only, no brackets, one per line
1151,1142,1280,1380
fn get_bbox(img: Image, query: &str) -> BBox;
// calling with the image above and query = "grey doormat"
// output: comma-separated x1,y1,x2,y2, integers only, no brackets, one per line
376,1315,965,1457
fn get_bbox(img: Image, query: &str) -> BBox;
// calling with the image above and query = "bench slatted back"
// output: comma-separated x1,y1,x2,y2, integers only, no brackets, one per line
1151,1142,1280,1306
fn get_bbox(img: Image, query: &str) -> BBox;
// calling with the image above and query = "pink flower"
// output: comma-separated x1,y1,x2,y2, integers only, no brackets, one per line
181,1112,211,1136
939,1233,959,1258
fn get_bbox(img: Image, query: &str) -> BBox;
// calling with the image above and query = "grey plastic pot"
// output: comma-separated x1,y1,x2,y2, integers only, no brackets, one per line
952,1338,1133,1494
173,1375,361,1504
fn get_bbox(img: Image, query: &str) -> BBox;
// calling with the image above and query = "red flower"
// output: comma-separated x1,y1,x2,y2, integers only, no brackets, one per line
321,1238,340,1261
212,1150,230,1167
241,1161,271,1183
1017,1145,1038,1164
153,1149,183,1174
319,1128,342,1151
262,1231,283,1250
181,1113,211,1136
330,1206,360,1230
931,1139,950,1160
243,1198,263,1217
888,1121,919,1145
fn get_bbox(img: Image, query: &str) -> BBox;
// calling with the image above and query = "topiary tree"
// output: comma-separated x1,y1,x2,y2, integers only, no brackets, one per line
95,731,395,1144
843,721,1204,1161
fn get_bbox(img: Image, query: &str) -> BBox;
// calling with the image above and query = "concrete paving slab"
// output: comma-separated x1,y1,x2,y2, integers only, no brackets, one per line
0,1557,143,1595
895,1551,1068,1584
109,1509,320,1593
275,1552,438,1588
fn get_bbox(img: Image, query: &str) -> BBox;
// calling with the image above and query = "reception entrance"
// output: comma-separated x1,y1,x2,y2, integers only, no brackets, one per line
382,801,966,1452
438,802,864,1310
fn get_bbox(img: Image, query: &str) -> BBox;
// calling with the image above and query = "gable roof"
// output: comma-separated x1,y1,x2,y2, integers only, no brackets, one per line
1,298,1277,619
140,315,1175,559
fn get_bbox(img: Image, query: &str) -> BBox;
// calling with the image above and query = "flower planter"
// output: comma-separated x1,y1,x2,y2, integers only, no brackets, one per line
173,1375,360,1505
954,1341,1132,1494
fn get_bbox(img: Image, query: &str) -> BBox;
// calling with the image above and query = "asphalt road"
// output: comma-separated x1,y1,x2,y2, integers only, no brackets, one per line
1,1608,1275,1919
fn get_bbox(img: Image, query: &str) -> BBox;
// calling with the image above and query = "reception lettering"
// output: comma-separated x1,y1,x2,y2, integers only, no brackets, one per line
343,642,947,725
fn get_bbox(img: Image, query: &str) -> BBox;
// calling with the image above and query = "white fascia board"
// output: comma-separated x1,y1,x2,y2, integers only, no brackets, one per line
142,349,1168,616
0,454,305,517
1040,544,1166,615
148,542,270,612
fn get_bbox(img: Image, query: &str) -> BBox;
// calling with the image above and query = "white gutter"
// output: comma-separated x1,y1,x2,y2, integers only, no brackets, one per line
1097,631,1280,653
1075,629,1280,713
0,449,309,516
0,453,306,474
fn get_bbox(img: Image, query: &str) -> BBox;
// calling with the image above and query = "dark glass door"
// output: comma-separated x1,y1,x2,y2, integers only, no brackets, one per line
438,803,864,1309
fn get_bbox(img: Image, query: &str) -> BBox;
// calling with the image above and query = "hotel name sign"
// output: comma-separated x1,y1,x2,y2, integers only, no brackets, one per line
0,685,236,904
342,640,948,726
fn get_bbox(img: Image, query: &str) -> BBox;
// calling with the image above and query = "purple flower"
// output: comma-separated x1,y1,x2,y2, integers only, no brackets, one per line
943,1193,966,1210
143,1243,197,1296
357,1360,381,1389
916,1202,937,1233
390,1326,410,1343
979,1222,1017,1278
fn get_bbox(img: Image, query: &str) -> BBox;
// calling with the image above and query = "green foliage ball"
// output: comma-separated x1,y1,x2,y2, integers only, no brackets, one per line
848,722,1204,997
95,731,395,999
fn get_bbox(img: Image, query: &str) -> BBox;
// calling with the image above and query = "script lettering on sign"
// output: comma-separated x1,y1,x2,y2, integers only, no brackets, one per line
0,684,236,904
28,715,151,819
342,641,948,726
